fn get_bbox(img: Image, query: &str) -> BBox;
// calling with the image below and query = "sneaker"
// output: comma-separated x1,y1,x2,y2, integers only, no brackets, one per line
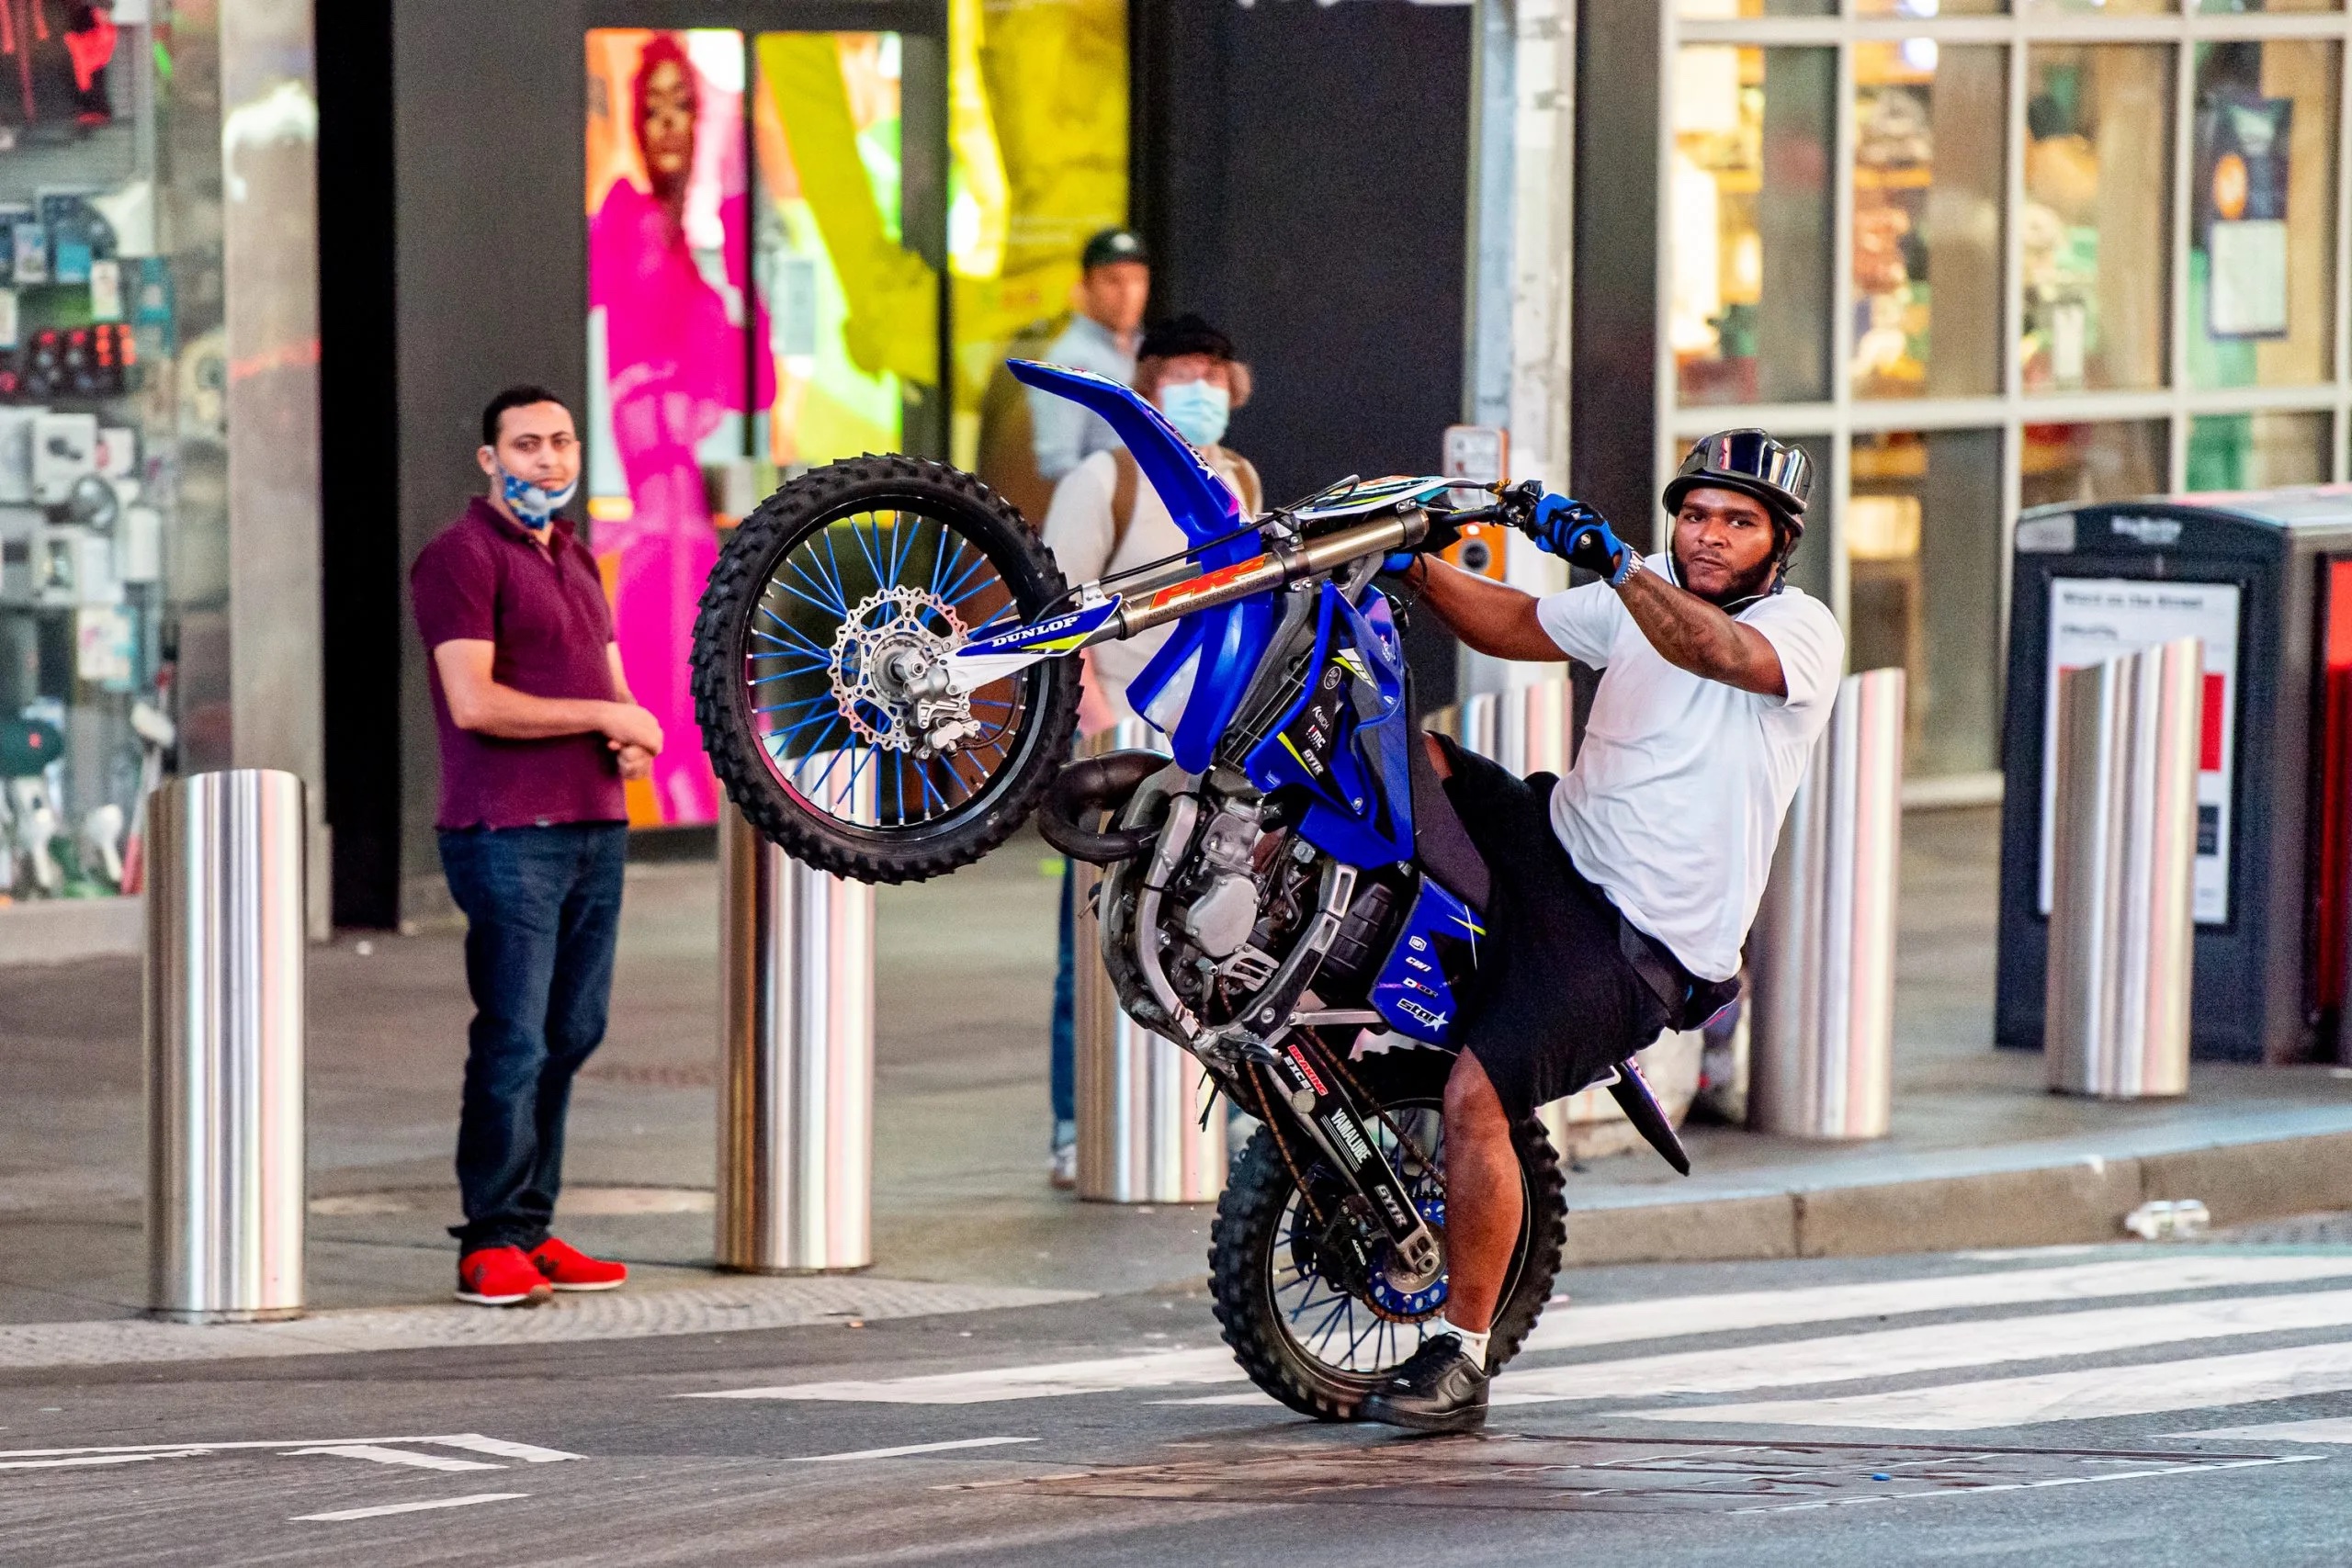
457,1245,554,1308
1360,1333,1489,1433
1049,1142,1078,1190
528,1235,628,1292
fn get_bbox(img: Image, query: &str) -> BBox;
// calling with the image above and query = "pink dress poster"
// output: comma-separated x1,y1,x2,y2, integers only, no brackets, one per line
586,30,773,826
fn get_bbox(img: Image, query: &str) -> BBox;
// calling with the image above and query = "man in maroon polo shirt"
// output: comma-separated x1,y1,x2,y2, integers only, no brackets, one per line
411,385,665,1307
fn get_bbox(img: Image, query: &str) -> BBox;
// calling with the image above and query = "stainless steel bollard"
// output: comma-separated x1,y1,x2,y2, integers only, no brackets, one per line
718,752,876,1271
1747,669,1905,1139
2045,638,2200,1098
145,769,307,1322
1074,718,1223,1202
1459,679,1572,777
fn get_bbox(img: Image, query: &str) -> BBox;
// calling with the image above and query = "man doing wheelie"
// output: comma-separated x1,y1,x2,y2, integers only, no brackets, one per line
1362,431,1846,1431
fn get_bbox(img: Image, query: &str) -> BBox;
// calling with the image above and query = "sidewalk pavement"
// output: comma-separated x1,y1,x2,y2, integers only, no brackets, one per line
4,807,2351,1347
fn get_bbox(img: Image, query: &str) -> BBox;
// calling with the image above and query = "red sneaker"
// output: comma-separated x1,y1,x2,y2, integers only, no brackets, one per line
457,1246,553,1307
529,1236,628,1292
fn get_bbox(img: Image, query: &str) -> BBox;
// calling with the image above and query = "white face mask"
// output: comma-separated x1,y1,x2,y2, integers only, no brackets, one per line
1158,378,1231,449
497,461,578,525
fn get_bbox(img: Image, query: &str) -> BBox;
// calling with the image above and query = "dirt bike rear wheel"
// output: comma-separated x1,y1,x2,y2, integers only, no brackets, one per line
1208,1043,1566,1421
691,456,1081,884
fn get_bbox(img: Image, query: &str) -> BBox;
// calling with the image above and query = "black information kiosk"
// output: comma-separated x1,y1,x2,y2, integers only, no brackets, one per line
1996,488,2352,1065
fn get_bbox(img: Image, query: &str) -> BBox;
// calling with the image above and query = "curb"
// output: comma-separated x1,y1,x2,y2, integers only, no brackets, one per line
1564,1130,2352,1266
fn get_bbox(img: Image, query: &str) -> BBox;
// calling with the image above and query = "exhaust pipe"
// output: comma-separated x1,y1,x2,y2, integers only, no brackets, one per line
1039,750,1167,863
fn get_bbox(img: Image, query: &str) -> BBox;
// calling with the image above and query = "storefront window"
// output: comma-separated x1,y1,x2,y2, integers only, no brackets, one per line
585,28,945,829
2023,46,2174,394
2198,0,2340,13
0,14,182,908
1851,41,2005,400
1671,47,1835,407
956,1,1128,525
2019,0,2168,14
1859,0,2004,13
2018,420,2169,510
2187,411,2332,490
2186,40,2338,389
1849,430,2004,777
1677,0,1835,17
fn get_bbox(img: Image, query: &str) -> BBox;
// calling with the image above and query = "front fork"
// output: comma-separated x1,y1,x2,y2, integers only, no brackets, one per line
1237,1034,1443,1291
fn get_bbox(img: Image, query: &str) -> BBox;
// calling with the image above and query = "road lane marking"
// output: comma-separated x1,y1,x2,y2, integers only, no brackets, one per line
2170,1416,2352,1444
0,1433,580,1462
1725,1457,2324,1515
680,1257,2352,1405
1518,1255,2352,1356
422,1434,582,1463
288,1445,504,1472
792,1437,1038,1462
0,1450,206,1470
1620,1340,2352,1430
294,1494,526,1523
686,1348,1244,1404
1489,1288,2352,1407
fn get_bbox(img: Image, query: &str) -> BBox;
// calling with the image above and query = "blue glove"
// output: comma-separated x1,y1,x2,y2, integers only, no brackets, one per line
1382,550,1420,574
1530,493,1635,585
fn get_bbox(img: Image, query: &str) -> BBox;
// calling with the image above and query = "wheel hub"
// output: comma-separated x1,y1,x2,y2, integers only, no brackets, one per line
829,587,974,757
1364,1195,1448,1319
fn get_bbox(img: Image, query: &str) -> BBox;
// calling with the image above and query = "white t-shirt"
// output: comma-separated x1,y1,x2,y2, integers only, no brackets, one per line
1536,557,1846,982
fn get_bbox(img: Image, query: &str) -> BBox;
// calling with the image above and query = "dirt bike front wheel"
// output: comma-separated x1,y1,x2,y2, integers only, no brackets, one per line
691,456,1081,885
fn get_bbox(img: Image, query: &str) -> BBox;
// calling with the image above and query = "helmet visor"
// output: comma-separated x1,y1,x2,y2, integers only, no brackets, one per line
1676,430,1812,515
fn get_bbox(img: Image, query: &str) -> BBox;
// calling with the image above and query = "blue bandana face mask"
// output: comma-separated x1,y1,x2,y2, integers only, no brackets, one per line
1157,378,1231,450
498,463,579,526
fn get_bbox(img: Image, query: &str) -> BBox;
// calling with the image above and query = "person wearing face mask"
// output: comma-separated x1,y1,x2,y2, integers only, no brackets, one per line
410,386,664,1308
1035,314,1260,1186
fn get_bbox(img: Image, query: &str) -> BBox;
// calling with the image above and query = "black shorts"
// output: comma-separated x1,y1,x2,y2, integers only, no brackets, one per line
1435,738,1675,1122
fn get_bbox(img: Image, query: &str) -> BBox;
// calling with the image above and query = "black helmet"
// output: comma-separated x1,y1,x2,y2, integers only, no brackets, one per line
1663,429,1813,549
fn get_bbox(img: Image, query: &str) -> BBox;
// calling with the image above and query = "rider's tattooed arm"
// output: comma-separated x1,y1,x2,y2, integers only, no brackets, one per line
1612,569,1789,698
1396,557,1568,663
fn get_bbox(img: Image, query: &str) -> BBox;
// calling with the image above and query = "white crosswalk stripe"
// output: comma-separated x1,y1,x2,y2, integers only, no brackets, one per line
1625,1340,2352,1431
684,1254,2352,1408
1496,1288,2352,1406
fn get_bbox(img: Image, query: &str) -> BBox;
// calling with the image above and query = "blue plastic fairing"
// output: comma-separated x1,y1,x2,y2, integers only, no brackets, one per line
1370,877,1486,1043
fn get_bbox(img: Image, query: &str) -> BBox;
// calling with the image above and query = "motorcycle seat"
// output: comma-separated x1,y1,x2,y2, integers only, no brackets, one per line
1408,729,1491,912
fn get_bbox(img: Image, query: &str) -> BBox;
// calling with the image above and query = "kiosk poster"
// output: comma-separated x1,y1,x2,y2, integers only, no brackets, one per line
2039,578,2241,925
2197,92,2292,340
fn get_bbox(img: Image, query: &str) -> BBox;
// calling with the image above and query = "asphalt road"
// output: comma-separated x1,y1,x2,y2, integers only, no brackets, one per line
6,1241,2352,1567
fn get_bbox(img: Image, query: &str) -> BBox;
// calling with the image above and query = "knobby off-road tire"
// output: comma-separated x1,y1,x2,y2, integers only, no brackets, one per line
1209,1044,1566,1421
691,455,1082,884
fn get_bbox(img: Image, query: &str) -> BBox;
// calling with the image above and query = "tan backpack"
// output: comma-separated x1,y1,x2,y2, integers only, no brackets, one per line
1107,447,1263,565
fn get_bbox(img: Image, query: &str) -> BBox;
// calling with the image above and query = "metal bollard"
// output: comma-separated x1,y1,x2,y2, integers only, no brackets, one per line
717,752,876,1271
1458,680,1574,777
1073,717,1223,1202
1747,669,1905,1139
2045,638,2199,1098
145,769,306,1322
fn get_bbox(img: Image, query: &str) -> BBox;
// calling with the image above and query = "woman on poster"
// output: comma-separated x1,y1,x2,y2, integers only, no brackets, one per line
589,32,773,823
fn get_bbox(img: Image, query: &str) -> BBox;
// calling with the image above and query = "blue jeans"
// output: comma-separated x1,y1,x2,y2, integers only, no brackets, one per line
1050,859,1075,1144
437,822,628,1253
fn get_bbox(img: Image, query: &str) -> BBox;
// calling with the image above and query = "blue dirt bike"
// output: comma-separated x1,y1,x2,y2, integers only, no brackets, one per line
692,361,1686,1417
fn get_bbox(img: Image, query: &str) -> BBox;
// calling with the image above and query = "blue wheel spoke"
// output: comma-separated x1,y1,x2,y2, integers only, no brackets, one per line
755,607,835,662
847,509,888,587
764,712,846,761
752,692,833,718
936,547,997,607
778,549,847,616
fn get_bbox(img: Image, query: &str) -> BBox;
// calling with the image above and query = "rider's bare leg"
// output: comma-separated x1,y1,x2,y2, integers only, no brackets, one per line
1439,1046,1521,1334
1422,731,1453,779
